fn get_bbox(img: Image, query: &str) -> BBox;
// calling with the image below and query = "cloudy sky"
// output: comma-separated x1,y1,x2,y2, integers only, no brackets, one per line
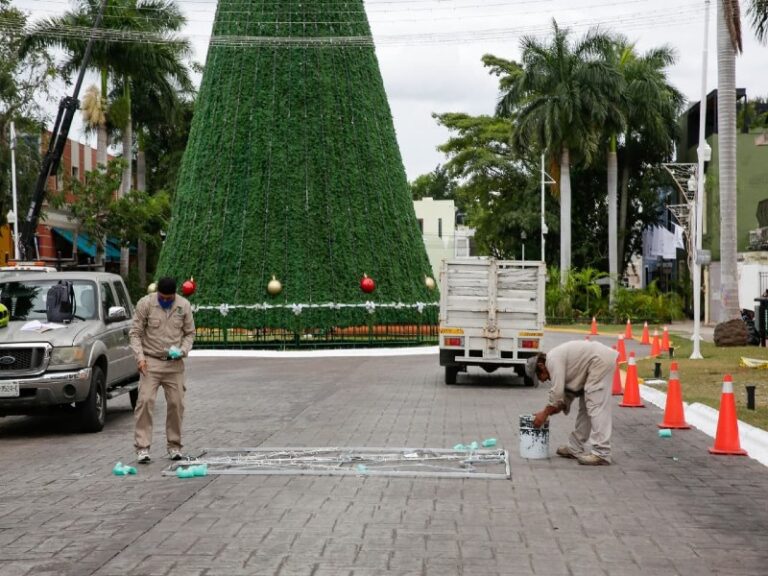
16,0,768,180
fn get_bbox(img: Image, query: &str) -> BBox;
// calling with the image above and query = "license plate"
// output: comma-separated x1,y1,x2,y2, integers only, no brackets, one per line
0,382,19,398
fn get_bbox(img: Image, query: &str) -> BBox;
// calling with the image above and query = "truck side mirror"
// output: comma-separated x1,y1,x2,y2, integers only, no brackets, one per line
106,306,127,323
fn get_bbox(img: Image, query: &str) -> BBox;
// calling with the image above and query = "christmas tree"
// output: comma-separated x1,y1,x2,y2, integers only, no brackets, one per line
157,0,438,336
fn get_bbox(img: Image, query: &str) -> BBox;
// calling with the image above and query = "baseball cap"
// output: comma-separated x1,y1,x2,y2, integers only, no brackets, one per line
525,356,539,386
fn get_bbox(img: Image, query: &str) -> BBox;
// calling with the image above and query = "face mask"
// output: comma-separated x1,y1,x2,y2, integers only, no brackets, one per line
158,296,175,310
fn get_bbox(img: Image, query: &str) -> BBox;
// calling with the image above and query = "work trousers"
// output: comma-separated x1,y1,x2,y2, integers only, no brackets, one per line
566,363,614,461
134,359,186,452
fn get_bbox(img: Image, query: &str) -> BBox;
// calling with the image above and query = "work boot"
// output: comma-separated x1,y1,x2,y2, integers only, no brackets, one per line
556,445,580,459
577,453,610,466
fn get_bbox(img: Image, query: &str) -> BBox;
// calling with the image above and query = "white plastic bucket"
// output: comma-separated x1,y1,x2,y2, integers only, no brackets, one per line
519,414,549,459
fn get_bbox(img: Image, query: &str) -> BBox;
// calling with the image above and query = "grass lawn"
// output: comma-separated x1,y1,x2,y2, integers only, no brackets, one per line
634,337,768,431
559,321,768,431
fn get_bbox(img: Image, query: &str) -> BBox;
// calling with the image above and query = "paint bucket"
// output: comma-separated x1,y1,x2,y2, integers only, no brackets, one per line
519,414,549,459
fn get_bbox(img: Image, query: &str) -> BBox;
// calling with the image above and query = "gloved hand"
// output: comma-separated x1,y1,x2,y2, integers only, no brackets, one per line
167,346,183,360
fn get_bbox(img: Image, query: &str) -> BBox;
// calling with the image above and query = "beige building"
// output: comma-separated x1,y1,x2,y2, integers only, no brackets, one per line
413,197,475,284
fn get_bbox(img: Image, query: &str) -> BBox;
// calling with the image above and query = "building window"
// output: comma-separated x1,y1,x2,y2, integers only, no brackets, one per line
456,237,469,258
438,218,443,238
418,219,424,233
71,166,79,182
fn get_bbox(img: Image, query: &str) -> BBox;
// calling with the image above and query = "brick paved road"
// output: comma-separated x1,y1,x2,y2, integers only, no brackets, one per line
1,334,766,576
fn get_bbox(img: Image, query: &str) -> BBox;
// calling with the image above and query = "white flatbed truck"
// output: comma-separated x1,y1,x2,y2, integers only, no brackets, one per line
438,258,546,385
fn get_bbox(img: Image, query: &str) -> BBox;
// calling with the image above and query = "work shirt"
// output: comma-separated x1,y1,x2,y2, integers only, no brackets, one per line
129,294,195,366
544,340,617,413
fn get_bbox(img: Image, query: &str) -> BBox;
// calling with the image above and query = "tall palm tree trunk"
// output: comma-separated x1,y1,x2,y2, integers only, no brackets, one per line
717,0,741,320
559,147,572,285
120,81,132,279
607,136,618,306
136,143,147,288
618,164,630,274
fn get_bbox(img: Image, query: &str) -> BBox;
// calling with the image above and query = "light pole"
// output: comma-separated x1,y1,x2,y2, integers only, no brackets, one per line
691,0,711,360
9,122,20,260
521,230,527,262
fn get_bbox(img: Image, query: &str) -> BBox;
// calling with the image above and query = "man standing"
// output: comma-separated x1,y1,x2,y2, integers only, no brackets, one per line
526,340,618,466
130,277,195,463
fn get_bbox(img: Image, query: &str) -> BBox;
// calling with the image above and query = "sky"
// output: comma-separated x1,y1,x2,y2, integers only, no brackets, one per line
14,0,768,181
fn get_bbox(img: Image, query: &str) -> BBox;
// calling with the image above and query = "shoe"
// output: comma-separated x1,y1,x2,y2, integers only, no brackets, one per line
556,445,580,459
167,449,183,461
136,449,151,464
577,453,610,466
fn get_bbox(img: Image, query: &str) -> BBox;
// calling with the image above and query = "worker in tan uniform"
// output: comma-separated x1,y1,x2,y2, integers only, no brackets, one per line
129,277,195,463
526,340,618,466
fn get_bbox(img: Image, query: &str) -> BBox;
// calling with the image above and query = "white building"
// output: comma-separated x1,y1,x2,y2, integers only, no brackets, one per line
413,197,475,284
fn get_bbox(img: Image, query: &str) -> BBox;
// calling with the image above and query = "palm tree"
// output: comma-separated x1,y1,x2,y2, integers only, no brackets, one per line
604,38,682,305
718,1,768,321
496,20,622,284
23,0,192,277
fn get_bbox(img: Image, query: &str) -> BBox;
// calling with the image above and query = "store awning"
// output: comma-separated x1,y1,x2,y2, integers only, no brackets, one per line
52,228,121,261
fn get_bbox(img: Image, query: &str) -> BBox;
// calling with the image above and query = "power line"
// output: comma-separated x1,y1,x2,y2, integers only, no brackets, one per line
1,5,704,48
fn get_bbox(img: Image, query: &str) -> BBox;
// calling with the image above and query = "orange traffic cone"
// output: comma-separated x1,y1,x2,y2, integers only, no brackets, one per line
611,346,623,396
624,318,633,340
640,322,650,345
590,316,598,336
616,335,627,364
709,375,748,455
658,362,690,429
661,326,670,352
650,330,660,357
620,352,644,407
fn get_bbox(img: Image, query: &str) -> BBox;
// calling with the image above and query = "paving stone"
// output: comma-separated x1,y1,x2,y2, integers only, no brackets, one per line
1,336,767,575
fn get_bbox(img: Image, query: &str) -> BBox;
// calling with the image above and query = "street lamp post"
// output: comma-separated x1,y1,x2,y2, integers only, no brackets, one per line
9,122,20,260
691,0,711,360
521,230,527,262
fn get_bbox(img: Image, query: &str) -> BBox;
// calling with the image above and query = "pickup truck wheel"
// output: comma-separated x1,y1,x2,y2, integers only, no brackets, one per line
78,366,106,432
129,389,138,410
445,366,459,385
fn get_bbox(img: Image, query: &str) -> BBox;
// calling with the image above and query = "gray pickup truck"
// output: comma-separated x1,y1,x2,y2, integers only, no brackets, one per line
0,271,140,432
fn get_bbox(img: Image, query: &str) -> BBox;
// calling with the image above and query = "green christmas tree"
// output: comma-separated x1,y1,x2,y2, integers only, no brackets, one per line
157,0,438,334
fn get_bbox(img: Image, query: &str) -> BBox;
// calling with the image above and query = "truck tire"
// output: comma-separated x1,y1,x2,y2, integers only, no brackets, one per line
523,374,536,387
129,389,138,410
445,366,459,385
78,366,106,432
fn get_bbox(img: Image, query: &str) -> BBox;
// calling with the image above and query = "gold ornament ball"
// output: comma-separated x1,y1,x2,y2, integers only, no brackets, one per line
267,275,283,296
425,276,436,290
147,282,157,294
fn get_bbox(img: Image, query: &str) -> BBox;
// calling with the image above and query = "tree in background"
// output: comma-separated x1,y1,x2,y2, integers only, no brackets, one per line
718,0,768,321
433,112,546,260
23,0,193,278
601,37,682,306
410,165,457,202
488,20,622,284
0,0,56,238
53,158,170,276
156,0,437,332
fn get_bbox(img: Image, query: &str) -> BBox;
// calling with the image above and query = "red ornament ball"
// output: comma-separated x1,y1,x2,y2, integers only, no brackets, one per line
360,274,376,294
181,277,197,297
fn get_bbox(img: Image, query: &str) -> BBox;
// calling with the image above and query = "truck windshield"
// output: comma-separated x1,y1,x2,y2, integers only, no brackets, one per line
0,280,99,321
